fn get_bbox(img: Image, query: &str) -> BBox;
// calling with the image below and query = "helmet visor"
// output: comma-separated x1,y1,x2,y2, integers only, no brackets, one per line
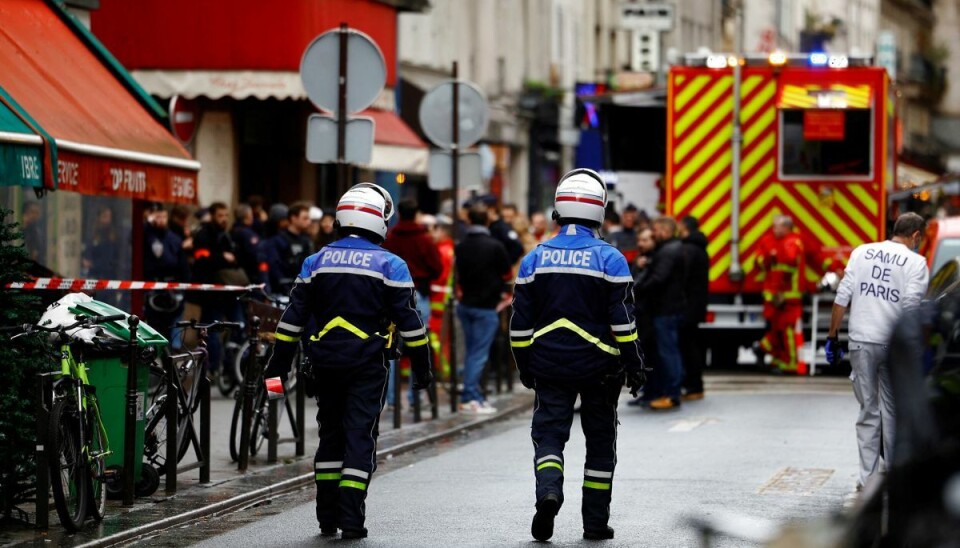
352,183,394,221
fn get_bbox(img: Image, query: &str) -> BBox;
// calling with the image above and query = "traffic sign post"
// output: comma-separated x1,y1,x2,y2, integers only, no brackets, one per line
168,95,199,145
300,24,387,195
417,63,490,413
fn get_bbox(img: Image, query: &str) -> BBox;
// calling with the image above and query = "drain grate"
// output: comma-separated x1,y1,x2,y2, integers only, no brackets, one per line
758,467,834,496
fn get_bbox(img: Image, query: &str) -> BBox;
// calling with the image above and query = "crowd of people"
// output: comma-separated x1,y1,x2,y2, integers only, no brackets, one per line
140,191,717,411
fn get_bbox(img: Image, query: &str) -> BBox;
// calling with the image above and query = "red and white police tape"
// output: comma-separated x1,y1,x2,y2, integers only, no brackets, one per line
4,278,264,292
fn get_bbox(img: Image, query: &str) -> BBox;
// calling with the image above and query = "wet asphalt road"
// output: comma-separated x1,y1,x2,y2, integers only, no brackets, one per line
166,380,859,547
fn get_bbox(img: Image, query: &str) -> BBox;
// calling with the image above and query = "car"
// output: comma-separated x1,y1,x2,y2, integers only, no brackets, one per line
919,216,960,275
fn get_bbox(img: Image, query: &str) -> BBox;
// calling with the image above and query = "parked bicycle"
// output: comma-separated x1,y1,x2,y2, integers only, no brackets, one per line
1,313,128,532
143,319,240,471
228,318,302,462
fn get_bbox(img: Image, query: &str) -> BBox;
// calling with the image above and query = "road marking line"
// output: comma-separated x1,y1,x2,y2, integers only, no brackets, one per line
668,418,718,432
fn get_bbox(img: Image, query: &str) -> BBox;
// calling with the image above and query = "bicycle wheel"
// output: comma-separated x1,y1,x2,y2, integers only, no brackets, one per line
48,398,89,532
143,390,191,468
87,405,108,521
228,390,244,462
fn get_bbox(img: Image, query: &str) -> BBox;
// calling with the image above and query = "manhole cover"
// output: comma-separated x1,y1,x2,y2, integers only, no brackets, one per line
758,467,834,496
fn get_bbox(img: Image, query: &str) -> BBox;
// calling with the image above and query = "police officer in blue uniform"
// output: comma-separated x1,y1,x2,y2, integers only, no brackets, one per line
511,169,645,542
264,183,433,540
143,203,189,344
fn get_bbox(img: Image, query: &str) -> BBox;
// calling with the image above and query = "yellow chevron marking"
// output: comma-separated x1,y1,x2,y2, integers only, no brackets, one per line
675,101,732,162
739,131,775,181
691,176,732,220
707,225,731,258
675,78,732,136
676,75,687,86
742,107,776,143
740,82,776,122
710,251,732,281
846,184,878,214
833,190,878,240
793,185,841,247
673,123,732,183
701,201,732,235
675,154,732,213
675,75,713,112
740,158,776,202
739,75,763,103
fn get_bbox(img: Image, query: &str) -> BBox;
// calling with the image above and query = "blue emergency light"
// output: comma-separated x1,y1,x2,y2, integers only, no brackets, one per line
809,52,828,66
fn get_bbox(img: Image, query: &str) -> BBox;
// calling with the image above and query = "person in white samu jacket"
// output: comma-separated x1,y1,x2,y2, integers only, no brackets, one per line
827,212,929,490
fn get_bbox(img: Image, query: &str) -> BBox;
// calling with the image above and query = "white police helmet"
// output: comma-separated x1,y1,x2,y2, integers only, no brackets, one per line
335,183,394,240
554,168,607,226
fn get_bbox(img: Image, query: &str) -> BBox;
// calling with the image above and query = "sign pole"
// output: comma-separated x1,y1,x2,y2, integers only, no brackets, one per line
449,61,460,413
337,22,349,197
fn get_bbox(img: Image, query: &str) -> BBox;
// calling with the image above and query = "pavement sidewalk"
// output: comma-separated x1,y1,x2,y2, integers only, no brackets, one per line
1,383,533,548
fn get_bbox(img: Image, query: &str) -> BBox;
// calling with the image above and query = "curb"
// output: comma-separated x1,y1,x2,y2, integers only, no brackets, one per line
75,395,533,548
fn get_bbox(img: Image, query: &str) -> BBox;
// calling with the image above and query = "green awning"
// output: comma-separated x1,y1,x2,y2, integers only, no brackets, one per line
0,84,55,189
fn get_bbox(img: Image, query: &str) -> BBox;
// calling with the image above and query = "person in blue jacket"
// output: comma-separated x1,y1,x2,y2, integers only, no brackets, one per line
263,183,433,540
510,168,646,542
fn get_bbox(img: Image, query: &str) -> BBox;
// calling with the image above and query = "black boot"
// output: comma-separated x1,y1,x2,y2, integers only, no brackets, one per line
531,493,561,541
341,527,368,540
583,526,615,540
319,523,338,537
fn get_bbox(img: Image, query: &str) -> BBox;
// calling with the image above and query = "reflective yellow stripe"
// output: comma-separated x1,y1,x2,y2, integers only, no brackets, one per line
772,264,798,273
310,316,370,341
316,473,341,481
275,332,300,343
339,480,367,491
537,461,563,472
510,340,533,348
614,332,638,343
533,319,620,356
583,480,611,490
405,336,428,348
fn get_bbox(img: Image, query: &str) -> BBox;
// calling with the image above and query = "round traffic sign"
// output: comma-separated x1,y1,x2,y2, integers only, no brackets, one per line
300,28,386,115
418,80,489,149
168,95,199,144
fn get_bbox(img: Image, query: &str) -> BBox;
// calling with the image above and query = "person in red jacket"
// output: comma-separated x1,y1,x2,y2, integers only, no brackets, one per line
382,198,443,408
427,215,455,379
757,215,805,374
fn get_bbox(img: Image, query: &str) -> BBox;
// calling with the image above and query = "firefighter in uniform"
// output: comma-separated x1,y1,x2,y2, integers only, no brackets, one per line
263,183,433,540
757,215,805,373
510,169,645,542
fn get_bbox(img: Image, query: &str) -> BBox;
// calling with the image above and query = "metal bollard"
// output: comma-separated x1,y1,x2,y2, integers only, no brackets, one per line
238,317,260,471
267,398,279,464
123,316,139,506
199,374,211,483
164,353,178,495
295,380,305,456
35,373,51,529
392,360,401,429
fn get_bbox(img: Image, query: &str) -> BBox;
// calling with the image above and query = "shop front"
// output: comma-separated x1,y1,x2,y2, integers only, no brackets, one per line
0,0,199,308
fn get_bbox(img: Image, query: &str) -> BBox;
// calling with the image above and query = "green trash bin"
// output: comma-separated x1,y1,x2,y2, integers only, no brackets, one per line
68,299,168,496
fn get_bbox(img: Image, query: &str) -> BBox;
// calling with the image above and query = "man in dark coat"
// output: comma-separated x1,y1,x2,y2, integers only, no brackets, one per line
678,215,710,400
633,216,686,410
382,198,442,408
143,204,190,344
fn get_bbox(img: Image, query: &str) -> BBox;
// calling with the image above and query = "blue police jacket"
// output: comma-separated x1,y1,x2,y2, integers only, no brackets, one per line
510,224,644,381
265,235,431,375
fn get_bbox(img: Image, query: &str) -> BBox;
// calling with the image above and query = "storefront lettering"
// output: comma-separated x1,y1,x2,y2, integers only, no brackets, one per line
171,175,196,200
110,168,147,194
58,160,79,187
19,155,40,181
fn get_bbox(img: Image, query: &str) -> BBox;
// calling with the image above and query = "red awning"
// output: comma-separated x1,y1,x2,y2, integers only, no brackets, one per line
0,0,199,203
362,109,426,148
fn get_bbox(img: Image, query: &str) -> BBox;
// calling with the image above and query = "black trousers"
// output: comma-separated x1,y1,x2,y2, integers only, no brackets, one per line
313,358,389,531
531,377,619,531
680,322,705,394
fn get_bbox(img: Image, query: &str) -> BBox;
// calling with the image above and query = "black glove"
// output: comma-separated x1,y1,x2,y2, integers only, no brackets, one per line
412,367,434,391
626,368,646,398
519,371,535,390
603,370,626,405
